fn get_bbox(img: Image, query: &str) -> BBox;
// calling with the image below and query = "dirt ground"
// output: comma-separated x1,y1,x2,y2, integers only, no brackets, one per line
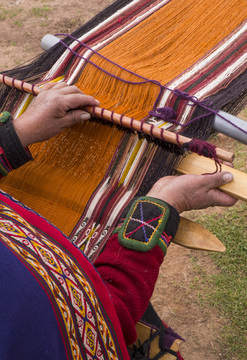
0,1,246,359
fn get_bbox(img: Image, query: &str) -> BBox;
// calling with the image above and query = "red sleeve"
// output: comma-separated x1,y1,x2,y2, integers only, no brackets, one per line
94,198,180,345
94,233,164,345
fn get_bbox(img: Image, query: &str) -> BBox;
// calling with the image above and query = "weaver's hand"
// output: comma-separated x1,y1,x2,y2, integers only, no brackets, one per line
146,172,237,214
13,82,99,148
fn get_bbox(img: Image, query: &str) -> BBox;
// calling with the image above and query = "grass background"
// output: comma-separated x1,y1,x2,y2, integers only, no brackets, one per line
186,137,247,359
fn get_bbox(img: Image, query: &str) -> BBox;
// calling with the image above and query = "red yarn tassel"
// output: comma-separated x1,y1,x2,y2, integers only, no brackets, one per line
183,139,222,173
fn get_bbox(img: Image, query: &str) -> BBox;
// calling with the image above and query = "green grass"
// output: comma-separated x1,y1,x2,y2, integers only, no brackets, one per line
195,203,247,359
234,141,247,170
186,136,247,358
0,7,23,20
31,6,53,17
242,108,247,117
14,19,23,27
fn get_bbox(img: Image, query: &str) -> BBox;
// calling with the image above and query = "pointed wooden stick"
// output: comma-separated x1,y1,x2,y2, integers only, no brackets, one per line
0,73,234,163
174,216,225,252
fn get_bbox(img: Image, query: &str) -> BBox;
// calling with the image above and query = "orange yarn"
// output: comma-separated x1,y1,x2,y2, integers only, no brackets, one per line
0,0,246,235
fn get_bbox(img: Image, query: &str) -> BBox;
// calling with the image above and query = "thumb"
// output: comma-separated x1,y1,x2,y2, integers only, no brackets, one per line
206,171,234,189
63,110,91,126
207,171,237,207
221,172,234,185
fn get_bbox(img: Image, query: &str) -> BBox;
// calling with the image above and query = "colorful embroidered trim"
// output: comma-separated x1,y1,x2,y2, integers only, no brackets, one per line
0,112,11,125
0,112,12,178
0,202,121,360
118,197,171,254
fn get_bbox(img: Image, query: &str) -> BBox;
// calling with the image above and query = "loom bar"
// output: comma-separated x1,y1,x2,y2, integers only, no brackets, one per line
41,34,60,51
176,153,247,202
0,74,234,163
214,110,247,145
86,105,234,163
0,74,40,96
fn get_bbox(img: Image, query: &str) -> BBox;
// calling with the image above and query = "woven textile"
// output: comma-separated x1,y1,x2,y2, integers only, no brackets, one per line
0,0,246,260
0,190,129,359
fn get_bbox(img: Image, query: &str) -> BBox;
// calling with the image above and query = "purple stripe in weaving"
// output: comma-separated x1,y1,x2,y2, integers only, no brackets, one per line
21,80,25,92
12,78,16,89
110,111,115,123
31,84,36,96
2,74,6,85
120,114,124,127
130,118,134,130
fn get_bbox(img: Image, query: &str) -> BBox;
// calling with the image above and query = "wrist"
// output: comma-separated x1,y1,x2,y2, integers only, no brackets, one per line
0,112,33,170
12,115,32,148
145,191,185,214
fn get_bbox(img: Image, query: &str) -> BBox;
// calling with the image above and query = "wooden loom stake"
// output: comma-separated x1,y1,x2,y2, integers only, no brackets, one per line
0,74,234,163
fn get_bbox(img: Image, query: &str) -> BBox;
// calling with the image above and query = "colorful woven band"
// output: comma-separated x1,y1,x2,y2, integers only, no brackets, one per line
118,196,172,254
0,112,11,125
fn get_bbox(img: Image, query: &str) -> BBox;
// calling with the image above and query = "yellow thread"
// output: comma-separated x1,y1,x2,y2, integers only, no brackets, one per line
119,138,144,186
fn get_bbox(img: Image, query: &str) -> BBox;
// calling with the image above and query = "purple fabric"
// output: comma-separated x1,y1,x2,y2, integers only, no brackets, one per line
163,327,185,351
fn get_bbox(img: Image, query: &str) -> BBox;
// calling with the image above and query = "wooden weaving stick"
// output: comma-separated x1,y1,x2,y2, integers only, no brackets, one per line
174,217,226,252
173,155,247,250
177,153,247,202
0,74,234,163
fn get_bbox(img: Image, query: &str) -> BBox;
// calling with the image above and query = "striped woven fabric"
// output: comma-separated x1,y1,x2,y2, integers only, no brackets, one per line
0,0,246,260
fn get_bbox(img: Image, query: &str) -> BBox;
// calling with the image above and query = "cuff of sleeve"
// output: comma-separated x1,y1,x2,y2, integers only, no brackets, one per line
0,113,32,170
117,196,180,255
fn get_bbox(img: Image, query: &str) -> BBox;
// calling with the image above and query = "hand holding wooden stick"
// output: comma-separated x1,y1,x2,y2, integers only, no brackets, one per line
0,74,234,162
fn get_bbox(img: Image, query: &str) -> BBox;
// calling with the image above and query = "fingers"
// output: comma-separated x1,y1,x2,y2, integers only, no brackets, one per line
64,93,100,110
39,83,100,111
208,188,238,207
204,172,237,207
41,82,90,99
41,82,81,92
41,82,68,91
52,84,85,95
190,172,237,208
221,161,234,168
146,172,237,214
16,82,101,147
